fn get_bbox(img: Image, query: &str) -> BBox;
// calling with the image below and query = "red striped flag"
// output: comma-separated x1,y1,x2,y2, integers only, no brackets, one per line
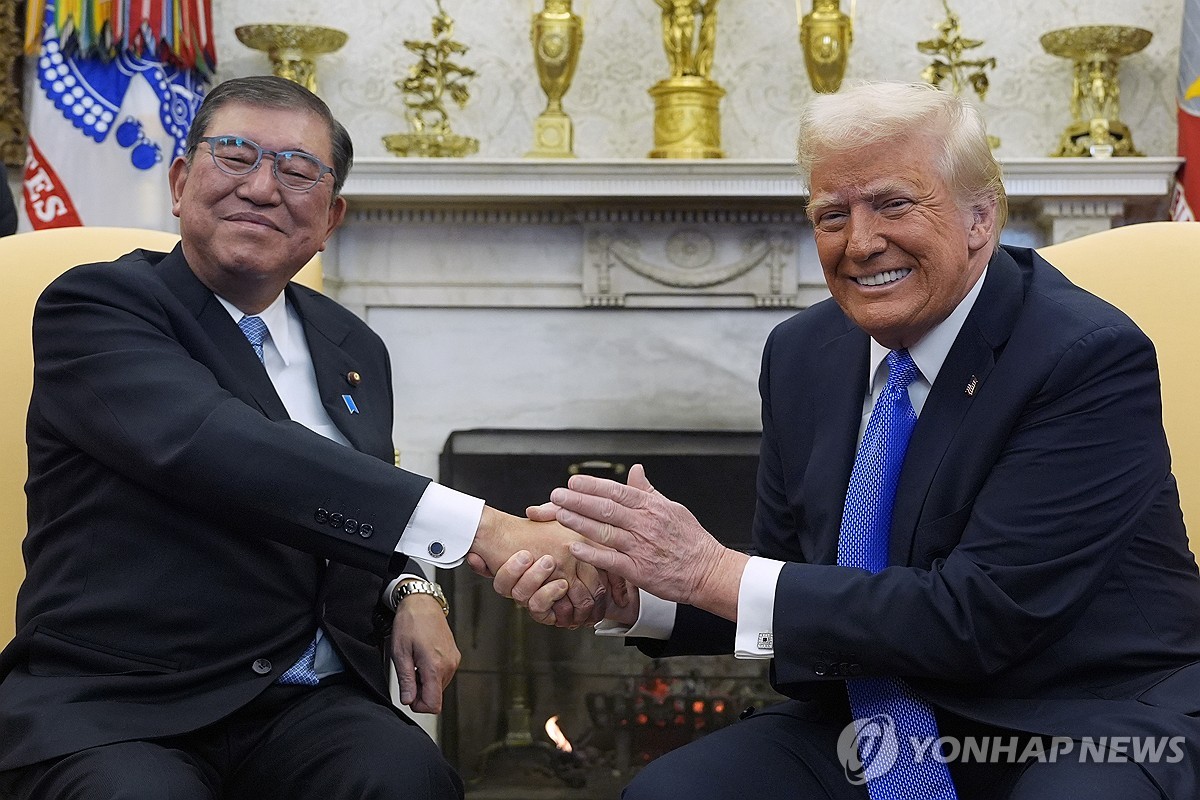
1173,0,1200,221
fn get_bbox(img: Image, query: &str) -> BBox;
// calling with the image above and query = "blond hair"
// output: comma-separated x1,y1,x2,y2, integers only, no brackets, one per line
796,82,1007,234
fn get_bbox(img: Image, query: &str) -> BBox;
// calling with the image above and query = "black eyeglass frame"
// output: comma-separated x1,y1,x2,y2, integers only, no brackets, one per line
192,135,336,192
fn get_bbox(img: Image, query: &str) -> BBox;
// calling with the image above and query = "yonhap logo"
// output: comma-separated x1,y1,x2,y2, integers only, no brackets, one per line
835,715,1187,786
837,714,900,785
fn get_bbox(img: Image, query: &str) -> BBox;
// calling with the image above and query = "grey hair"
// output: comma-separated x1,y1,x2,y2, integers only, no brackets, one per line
185,75,353,197
796,81,1007,234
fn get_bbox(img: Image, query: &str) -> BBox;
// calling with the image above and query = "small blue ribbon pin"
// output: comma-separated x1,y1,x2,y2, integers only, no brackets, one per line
342,394,359,414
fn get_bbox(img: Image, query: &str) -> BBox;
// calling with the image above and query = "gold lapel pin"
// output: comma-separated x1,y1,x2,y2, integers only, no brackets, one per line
346,371,361,387
965,375,979,397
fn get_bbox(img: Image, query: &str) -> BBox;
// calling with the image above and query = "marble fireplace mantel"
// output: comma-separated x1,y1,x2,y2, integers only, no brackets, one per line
325,156,1181,315
339,156,1181,209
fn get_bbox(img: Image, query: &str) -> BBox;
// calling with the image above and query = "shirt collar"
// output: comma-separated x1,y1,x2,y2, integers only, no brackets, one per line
866,266,988,393
215,291,294,367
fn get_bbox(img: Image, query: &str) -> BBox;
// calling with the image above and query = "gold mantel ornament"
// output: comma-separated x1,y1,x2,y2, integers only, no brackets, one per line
1041,25,1151,158
800,0,852,94
918,0,998,148
526,0,584,158
383,0,479,158
918,2,995,100
649,0,723,159
234,24,348,95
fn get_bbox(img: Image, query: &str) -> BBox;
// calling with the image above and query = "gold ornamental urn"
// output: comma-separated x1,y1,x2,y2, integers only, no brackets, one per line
235,24,348,94
527,0,584,158
1041,25,1151,157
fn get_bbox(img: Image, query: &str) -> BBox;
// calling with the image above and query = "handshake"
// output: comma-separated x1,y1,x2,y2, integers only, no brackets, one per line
463,464,748,629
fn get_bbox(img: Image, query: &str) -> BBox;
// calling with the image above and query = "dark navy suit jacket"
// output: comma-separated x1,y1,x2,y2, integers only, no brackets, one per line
0,245,432,770
642,245,1200,796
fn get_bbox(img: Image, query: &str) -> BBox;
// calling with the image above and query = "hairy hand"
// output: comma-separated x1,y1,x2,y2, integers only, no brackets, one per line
551,464,748,618
390,591,460,714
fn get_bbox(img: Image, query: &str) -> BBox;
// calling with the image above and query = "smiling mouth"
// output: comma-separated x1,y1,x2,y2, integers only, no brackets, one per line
225,213,281,232
855,268,912,287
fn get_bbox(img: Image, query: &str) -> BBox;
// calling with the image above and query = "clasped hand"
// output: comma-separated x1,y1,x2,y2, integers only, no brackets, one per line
466,507,620,627
479,464,747,628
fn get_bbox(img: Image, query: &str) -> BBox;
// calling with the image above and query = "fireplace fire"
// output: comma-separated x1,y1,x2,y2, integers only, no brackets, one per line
438,429,783,799
546,716,574,752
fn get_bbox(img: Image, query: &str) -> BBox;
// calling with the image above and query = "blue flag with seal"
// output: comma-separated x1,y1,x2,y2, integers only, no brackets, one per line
20,0,213,231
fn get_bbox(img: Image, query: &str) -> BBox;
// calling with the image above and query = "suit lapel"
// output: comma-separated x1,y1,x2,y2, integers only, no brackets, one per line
157,246,290,421
888,247,1026,565
809,318,871,565
286,284,374,454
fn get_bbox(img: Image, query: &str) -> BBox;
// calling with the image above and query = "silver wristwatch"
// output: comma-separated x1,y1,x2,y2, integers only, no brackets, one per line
391,579,449,616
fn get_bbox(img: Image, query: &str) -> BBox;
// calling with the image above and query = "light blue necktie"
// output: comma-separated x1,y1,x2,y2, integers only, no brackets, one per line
235,313,321,687
237,315,268,364
837,349,958,800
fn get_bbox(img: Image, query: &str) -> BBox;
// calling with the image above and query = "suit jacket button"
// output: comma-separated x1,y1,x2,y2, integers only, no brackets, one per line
252,658,273,675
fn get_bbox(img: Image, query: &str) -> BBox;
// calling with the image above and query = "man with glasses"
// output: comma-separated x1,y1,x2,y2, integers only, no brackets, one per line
0,76,607,800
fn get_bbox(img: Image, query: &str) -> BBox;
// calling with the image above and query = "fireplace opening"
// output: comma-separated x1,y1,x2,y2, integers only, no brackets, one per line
439,429,783,799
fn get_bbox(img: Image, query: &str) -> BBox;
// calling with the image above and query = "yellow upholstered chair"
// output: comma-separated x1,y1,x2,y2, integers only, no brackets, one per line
0,227,323,642
1039,221,1199,557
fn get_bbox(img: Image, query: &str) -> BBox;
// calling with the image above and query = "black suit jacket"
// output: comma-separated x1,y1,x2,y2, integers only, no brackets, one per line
643,246,1200,796
0,245,433,770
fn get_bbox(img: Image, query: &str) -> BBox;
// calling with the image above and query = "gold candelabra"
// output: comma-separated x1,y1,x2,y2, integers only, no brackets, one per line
1041,25,1151,158
649,0,724,159
800,0,852,94
526,0,584,158
383,0,479,158
234,24,348,95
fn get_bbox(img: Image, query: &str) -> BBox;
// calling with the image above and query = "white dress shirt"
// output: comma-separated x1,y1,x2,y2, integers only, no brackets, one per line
599,268,989,654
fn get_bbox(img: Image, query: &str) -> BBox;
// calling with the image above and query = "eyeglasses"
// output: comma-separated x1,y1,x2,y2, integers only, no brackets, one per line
194,135,335,192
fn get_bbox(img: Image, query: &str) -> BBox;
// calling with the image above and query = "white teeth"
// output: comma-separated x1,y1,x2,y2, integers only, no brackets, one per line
856,268,912,287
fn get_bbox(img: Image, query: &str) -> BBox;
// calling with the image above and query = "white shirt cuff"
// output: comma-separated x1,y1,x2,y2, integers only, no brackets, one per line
393,482,482,568
383,563,434,611
595,589,676,640
734,556,785,659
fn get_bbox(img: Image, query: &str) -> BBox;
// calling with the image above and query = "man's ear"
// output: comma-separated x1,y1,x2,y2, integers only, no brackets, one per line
319,195,348,252
967,199,998,251
168,157,189,219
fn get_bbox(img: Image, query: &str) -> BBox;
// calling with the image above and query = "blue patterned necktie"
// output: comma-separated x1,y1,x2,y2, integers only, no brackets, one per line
278,638,320,686
837,349,958,800
235,312,321,686
237,315,268,364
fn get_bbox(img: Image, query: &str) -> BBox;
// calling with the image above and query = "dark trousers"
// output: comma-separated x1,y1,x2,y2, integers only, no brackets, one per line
0,679,464,800
622,700,1165,800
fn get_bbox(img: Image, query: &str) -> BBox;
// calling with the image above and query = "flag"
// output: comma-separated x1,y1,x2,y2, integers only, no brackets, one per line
20,0,214,232
1172,0,1200,221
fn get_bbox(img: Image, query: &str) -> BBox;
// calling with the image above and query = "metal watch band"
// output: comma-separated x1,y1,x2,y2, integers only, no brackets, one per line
391,579,449,616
